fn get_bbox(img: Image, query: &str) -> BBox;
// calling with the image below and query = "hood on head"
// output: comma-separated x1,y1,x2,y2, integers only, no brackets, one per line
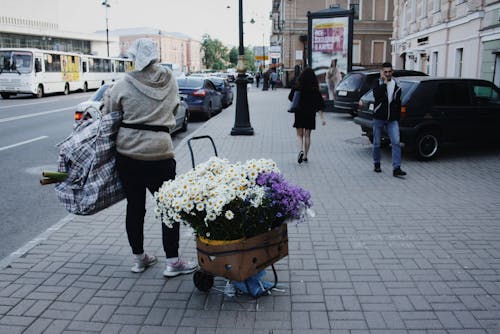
128,38,158,71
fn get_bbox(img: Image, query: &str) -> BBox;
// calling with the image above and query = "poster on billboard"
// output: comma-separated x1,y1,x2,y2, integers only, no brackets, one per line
308,7,353,78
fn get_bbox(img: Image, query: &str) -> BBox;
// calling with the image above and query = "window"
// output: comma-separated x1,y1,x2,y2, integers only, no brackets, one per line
44,53,61,72
353,40,361,64
421,0,427,17
455,48,463,78
412,0,417,21
431,51,438,76
433,82,470,106
372,41,385,64
472,84,499,101
433,0,440,12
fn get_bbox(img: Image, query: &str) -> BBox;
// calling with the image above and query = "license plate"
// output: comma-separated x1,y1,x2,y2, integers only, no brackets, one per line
368,103,374,111
337,90,347,97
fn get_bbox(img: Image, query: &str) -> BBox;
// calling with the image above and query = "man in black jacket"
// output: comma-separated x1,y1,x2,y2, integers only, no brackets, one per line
372,62,406,177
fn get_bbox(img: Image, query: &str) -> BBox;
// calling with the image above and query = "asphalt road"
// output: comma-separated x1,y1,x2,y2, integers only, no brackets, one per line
0,91,207,260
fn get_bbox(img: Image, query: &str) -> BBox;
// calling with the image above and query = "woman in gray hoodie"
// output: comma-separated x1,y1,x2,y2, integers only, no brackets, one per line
109,38,196,276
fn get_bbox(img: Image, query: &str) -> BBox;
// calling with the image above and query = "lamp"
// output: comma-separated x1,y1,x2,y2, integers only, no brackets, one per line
231,0,254,136
101,0,110,57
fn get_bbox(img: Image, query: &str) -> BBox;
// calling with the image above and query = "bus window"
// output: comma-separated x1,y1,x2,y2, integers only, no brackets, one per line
35,58,42,72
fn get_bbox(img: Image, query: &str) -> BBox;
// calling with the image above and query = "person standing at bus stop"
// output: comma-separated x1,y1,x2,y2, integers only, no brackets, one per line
109,38,197,276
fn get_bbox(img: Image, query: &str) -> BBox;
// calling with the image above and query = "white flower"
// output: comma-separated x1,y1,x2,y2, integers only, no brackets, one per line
206,212,217,221
225,210,234,220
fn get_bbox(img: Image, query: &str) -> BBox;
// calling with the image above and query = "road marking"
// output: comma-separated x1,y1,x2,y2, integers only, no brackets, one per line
0,94,89,110
0,107,73,123
0,136,48,152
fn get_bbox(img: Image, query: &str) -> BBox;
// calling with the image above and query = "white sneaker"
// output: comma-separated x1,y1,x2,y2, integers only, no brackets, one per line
131,254,157,273
163,260,198,277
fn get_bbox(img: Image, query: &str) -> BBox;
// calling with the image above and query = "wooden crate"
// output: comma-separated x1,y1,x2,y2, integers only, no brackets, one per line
196,224,288,282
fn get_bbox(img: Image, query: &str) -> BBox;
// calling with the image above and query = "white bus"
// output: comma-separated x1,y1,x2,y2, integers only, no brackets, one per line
0,48,133,98
80,55,133,92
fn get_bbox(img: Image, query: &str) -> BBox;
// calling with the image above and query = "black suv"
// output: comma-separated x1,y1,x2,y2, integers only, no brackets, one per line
334,69,427,116
354,77,500,160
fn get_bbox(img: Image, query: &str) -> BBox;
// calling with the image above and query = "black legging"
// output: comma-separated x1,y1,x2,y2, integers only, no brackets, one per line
116,153,179,258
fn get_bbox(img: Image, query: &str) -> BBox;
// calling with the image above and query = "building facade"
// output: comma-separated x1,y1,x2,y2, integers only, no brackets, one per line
0,0,118,56
115,28,203,74
271,0,394,86
392,0,500,86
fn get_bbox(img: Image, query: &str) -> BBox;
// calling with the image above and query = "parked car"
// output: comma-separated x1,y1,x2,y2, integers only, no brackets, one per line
177,77,223,120
334,69,427,116
209,76,234,108
245,73,254,83
354,77,500,160
74,83,190,133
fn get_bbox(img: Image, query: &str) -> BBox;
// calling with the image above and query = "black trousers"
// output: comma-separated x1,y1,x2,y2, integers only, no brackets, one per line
116,153,179,258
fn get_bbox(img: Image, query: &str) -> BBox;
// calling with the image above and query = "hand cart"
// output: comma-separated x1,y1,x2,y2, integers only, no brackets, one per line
186,135,289,297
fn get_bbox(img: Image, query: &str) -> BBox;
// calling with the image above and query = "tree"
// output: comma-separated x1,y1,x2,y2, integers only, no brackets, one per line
229,47,239,67
201,34,229,71
229,46,256,72
244,48,256,72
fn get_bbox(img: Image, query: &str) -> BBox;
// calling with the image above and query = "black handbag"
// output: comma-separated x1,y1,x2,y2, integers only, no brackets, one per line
288,90,301,113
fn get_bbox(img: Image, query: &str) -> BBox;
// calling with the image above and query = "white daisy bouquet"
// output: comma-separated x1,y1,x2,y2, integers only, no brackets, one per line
154,157,312,241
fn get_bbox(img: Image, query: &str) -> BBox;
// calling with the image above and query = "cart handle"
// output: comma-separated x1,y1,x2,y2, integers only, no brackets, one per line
187,135,218,168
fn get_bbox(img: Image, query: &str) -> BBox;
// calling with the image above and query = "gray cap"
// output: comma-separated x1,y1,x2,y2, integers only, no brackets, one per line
128,38,158,71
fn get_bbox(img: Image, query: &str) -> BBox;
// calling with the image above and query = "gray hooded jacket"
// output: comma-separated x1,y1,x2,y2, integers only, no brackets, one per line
110,64,179,161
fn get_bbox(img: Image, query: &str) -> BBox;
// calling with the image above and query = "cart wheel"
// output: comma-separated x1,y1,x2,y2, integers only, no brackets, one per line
193,270,214,292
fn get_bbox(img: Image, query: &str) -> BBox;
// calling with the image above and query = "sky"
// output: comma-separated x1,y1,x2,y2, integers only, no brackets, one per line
59,0,272,47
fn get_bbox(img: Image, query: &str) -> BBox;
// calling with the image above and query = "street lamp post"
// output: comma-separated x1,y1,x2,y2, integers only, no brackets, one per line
231,0,254,136
102,0,110,57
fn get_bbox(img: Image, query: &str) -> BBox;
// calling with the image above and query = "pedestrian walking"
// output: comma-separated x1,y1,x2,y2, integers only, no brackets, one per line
372,62,407,177
288,67,326,163
326,58,342,100
270,70,278,90
262,70,270,91
108,38,197,276
255,71,261,88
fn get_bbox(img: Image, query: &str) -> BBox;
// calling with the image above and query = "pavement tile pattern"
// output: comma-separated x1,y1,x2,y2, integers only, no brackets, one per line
1,88,499,333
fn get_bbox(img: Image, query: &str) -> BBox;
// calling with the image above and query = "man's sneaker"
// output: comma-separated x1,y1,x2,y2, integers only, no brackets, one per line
374,163,382,173
131,254,157,273
393,168,407,177
163,260,198,277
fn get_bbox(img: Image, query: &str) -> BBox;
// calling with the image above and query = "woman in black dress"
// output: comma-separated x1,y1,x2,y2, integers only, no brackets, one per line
288,67,326,163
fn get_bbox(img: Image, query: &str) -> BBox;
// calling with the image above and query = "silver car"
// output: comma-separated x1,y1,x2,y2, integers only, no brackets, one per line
74,83,190,133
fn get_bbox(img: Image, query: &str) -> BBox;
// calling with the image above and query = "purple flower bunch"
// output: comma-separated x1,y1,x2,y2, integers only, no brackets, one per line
256,171,312,220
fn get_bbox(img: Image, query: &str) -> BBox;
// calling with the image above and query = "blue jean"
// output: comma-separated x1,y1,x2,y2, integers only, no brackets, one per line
372,119,402,169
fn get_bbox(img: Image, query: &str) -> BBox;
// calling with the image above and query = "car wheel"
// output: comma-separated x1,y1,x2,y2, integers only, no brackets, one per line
64,83,70,95
1,92,11,99
36,85,44,98
415,131,439,160
181,111,189,132
83,82,88,92
203,104,212,121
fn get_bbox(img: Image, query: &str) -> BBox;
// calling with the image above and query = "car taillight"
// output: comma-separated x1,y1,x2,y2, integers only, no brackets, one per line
192,89,206,97
74,112,83,121
400,106,407,119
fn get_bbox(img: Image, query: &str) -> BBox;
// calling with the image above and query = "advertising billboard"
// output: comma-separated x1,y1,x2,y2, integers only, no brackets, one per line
308,7,353,77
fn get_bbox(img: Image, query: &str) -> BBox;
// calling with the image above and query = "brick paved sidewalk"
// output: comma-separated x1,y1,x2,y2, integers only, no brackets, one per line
1,87,499,333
